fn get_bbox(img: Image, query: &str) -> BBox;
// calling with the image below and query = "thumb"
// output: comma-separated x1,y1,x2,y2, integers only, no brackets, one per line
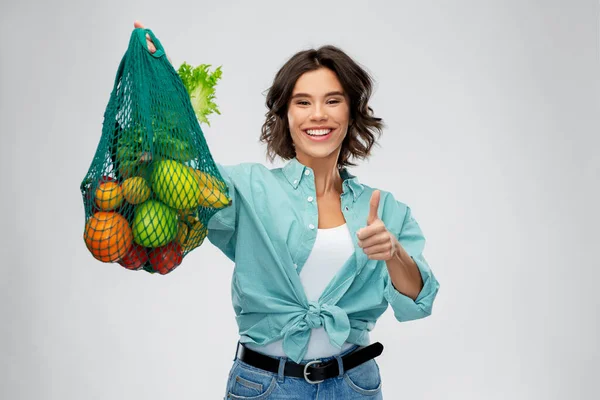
134,20,145,29
367,190,380,225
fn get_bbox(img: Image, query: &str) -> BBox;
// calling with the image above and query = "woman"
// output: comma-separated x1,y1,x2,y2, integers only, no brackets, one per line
134,21,440,399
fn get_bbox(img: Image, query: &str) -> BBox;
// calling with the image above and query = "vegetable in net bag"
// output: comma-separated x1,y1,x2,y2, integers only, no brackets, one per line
80,28,230,275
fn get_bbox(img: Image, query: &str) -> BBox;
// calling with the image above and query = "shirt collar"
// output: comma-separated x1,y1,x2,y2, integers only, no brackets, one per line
282,157,306,189
340,167,364,201
282,158,364,201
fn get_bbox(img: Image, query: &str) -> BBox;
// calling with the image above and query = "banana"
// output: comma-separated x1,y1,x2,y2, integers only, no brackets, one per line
196,170,221,190
198,186,230,209
182,167,231,209
183,216,208,251
175,221,189,246
178,208,196,218
186,167,224,191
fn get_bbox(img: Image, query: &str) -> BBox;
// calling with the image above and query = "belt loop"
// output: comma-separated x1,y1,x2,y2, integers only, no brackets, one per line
277,356,287,383
334,354,344,377
233,340,241,361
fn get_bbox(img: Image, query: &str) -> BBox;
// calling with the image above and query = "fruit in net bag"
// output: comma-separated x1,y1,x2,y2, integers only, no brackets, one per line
84,212,133,262
182,216,208,251
149,242,183,275
121,177,151,205
95,181,124,211
118,243,149,270
132,200,178,248
152,160,200,210
80,28,231,271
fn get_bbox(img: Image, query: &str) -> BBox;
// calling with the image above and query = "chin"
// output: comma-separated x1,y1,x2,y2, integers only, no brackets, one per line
293,134,345,162
296,146,340,162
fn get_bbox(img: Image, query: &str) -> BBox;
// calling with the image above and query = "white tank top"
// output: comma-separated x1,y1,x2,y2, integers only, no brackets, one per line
245,223,366,360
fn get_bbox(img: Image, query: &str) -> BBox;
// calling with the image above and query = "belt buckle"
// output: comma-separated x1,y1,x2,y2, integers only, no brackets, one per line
303,360,324,384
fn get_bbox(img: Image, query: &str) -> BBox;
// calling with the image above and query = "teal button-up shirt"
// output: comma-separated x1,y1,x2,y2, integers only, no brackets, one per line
207,158,440,363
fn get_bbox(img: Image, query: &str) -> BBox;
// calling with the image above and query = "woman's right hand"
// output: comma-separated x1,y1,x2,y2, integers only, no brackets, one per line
134,20,172,63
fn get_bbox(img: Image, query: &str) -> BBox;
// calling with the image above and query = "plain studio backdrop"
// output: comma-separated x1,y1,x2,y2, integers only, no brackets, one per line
1,0,598,399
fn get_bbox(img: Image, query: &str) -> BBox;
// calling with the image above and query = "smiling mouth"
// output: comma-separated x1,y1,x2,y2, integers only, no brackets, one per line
304,128,333,137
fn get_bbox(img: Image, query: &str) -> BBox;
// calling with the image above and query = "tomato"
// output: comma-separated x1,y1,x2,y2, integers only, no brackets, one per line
149,242,183,275
118,243,149,270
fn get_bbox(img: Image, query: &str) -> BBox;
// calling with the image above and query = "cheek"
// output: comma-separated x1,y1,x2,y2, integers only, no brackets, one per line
336,106,351,124
287,110,300,130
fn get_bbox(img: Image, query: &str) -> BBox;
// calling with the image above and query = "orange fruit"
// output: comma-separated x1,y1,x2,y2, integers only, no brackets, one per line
95,181,124,211
84,211,133,262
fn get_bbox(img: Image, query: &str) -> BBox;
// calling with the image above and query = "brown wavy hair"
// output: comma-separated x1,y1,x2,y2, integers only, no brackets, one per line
260,45,384,167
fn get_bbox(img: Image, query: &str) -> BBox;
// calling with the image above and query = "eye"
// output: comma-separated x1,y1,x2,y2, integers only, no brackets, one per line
296,100,310,106
327,99,341,104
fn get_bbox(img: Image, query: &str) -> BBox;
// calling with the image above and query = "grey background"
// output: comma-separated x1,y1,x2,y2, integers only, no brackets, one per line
1,0,598,399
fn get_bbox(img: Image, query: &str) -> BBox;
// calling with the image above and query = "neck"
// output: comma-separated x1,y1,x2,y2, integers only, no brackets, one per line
296,153,343,197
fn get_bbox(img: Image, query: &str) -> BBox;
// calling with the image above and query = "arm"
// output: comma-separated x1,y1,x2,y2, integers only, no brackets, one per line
206,164,239,261
357,191,440,322
383,206,440,322
385,240,423,301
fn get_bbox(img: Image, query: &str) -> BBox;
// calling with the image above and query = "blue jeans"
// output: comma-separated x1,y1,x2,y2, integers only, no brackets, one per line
224,344,383,399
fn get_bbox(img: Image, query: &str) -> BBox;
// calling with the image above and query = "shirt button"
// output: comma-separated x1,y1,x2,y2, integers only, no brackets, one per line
308,224,315,230
344,206,349,211
304,170,310,176
294,263,298,269
293,179,298,185
307,196,313,202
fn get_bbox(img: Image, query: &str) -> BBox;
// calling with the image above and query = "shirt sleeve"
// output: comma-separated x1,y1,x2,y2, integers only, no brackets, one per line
206,164,238,260
384,205,440,322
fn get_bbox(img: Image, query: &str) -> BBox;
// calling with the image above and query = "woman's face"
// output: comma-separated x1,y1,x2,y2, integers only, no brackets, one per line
287,68,351,164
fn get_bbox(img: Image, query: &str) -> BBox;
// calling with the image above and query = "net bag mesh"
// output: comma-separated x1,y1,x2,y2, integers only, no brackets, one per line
80,28,230,275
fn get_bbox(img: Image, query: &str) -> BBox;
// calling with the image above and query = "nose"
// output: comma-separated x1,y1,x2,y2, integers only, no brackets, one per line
310,104,328,121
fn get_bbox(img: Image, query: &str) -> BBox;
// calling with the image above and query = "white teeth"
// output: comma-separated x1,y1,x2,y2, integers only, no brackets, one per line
306,129,332,136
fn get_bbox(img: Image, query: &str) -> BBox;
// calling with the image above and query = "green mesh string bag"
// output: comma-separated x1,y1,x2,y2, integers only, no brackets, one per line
80,28,230,275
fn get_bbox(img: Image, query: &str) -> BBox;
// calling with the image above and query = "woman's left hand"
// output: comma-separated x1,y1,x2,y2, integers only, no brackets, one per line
356,190,399,261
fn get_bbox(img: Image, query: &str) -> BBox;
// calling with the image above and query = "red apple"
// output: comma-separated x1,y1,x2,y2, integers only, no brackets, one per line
118,243,149,270
149,242,183,275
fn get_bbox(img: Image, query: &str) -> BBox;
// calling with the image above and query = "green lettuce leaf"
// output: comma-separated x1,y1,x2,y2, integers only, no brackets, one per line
177,62,222,126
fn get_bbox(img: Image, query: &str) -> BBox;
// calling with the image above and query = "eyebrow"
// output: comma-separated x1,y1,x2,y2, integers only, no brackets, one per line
291,91,345,99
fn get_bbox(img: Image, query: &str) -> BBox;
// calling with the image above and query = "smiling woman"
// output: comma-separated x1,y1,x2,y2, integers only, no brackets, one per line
260,45,384,168
289,70,353,162
131,20,440,400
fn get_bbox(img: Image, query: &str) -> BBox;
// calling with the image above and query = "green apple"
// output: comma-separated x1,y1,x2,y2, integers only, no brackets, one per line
132,200,177,248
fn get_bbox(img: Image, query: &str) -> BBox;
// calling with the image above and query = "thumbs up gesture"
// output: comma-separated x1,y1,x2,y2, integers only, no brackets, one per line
357,190,399,261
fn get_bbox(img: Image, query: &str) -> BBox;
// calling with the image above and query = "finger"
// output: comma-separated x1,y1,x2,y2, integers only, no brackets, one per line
133,21,155,52
367,251,391,260
362,241,392,256
142,34,156,53
356,222,385,241
367,190,381,225
358,230,389,248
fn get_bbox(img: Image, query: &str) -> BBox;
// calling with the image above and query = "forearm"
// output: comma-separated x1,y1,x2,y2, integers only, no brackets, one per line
385,238,423,301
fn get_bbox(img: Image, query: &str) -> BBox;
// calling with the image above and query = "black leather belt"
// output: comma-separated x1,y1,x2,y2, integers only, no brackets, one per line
236,342,384,384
